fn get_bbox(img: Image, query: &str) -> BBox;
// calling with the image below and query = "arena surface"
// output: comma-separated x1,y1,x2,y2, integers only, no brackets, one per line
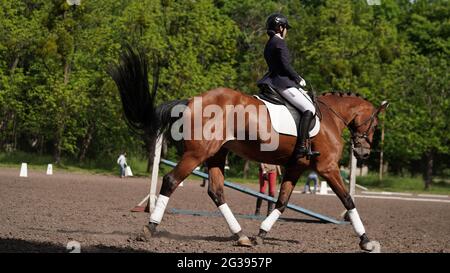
0,168,448,253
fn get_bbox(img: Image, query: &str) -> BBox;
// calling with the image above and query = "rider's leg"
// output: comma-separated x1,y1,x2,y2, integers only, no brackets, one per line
278,87,317,159
295,110,315,158
278,87,315,114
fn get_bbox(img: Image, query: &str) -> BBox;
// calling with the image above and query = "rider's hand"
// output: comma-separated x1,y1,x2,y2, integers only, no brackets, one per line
299,77,306,87
295,76,306,87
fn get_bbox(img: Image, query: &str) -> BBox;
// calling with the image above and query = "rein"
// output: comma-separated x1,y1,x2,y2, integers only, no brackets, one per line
317,99,377,147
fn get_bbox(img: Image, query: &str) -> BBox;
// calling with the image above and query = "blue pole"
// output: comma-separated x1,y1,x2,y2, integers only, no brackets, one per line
160,159,346,225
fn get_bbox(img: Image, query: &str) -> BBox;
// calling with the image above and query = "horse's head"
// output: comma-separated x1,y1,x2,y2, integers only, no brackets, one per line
350,100,389,160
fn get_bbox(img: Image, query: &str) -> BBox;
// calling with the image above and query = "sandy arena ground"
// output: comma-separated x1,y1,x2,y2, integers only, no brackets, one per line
0,168,448,253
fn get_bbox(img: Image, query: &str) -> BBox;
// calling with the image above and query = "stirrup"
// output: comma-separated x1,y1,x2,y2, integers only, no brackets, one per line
306,145,320,160
287,146,307,165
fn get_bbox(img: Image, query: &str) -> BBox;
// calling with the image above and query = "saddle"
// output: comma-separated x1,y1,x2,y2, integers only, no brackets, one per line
257,84,317,132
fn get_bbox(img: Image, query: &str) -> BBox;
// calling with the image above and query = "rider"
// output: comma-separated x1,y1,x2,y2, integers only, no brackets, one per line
257,13,317,160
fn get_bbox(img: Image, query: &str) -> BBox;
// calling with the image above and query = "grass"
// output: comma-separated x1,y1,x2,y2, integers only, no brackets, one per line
0,151,150,177
1,151,448,195
356,173,450,195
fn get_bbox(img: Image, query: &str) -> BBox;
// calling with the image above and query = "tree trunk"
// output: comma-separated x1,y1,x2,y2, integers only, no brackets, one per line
78,123,95,163
54,121,65,164
423,151,434,190
54,139,62,165
64,61,71,85
55,55,70,164
12,113,17,151
39,135,44,155
10,57,19,74
0,112,13,149
243,160,250,179
379,119,385,181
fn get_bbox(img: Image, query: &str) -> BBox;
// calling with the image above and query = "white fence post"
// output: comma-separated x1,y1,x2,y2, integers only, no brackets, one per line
149,135,163,213
349,145,357,201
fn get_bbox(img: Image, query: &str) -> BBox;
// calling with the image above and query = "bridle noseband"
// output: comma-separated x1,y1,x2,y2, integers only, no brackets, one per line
318,100,377,148
351,111,377,147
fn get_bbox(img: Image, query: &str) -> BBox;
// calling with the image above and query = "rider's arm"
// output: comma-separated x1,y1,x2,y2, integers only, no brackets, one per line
276,40,301,83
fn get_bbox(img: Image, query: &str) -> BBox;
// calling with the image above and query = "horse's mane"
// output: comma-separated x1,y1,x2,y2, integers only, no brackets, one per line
319,91,369,102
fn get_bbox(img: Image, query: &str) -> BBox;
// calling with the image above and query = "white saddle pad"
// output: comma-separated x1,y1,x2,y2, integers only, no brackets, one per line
254,95,320,137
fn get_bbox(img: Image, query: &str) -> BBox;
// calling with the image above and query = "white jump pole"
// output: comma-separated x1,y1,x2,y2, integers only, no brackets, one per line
149,135,163,213
349,145,357,201
340,145,358,220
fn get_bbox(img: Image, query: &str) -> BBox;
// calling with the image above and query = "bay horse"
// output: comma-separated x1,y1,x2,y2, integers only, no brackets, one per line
109,47,388,252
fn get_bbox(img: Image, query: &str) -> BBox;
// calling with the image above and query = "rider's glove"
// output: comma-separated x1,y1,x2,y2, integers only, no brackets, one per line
295,76,306,87
299,77,306,87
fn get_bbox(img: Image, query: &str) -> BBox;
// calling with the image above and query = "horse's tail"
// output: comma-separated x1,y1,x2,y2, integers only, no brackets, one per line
108,45,188,139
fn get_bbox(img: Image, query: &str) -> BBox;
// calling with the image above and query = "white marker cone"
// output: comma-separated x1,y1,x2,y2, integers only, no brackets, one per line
319,181,328,195
20,163,28,177
125,166,133,177
46,164,53,175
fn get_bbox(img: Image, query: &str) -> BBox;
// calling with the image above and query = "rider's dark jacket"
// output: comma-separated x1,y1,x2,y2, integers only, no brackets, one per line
257,34,301,91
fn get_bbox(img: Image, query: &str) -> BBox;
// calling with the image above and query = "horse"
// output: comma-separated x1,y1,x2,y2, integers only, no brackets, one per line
108,47,388,252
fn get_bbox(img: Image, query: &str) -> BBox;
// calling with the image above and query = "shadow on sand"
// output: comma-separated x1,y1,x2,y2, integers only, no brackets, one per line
0,237,149,253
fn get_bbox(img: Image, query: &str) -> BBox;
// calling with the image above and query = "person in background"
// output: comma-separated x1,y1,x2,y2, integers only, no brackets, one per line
303,171,319,194
117,152,127,178
255,163,281,216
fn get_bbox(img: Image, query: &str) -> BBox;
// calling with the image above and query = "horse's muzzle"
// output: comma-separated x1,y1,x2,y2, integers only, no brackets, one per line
354,146,371,160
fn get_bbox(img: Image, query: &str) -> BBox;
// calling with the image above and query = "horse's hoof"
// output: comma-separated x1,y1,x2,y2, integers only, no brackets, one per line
360,240,381,253
237,235,253,247
137,224,155,241
254,236,264,246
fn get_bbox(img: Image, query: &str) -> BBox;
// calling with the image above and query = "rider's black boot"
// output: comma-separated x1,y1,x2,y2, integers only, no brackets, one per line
292,110,318,161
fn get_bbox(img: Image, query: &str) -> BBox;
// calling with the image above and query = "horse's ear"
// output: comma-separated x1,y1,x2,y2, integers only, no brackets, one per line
376,100,389,115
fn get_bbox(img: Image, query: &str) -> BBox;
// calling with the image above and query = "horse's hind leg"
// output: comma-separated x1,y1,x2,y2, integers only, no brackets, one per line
206,148,252,247
316,164,380,253
143,150,206,238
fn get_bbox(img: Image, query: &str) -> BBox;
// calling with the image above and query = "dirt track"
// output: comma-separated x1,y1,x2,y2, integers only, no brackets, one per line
0,168,448,253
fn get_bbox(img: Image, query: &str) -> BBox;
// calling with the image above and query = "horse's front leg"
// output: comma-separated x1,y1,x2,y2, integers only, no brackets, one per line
317,163,381,253
255,168,301,245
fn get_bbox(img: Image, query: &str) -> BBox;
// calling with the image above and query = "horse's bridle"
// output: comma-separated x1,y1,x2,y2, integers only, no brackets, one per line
318,100,377,148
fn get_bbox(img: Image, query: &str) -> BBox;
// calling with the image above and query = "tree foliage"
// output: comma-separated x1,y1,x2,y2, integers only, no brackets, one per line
0,0,448,187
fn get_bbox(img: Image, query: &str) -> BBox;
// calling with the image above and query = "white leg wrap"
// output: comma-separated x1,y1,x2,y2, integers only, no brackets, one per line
260,209,282,232
218,203,242,234
149,195,169,224
348,208,366,236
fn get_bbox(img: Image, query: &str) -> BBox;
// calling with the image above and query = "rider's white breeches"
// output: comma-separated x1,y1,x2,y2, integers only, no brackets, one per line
279,87,315,114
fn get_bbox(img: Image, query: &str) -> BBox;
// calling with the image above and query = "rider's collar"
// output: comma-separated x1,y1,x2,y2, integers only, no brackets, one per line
275,33,284,40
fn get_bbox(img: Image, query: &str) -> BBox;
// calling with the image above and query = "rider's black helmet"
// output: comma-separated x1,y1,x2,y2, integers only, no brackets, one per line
266,13,291,33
